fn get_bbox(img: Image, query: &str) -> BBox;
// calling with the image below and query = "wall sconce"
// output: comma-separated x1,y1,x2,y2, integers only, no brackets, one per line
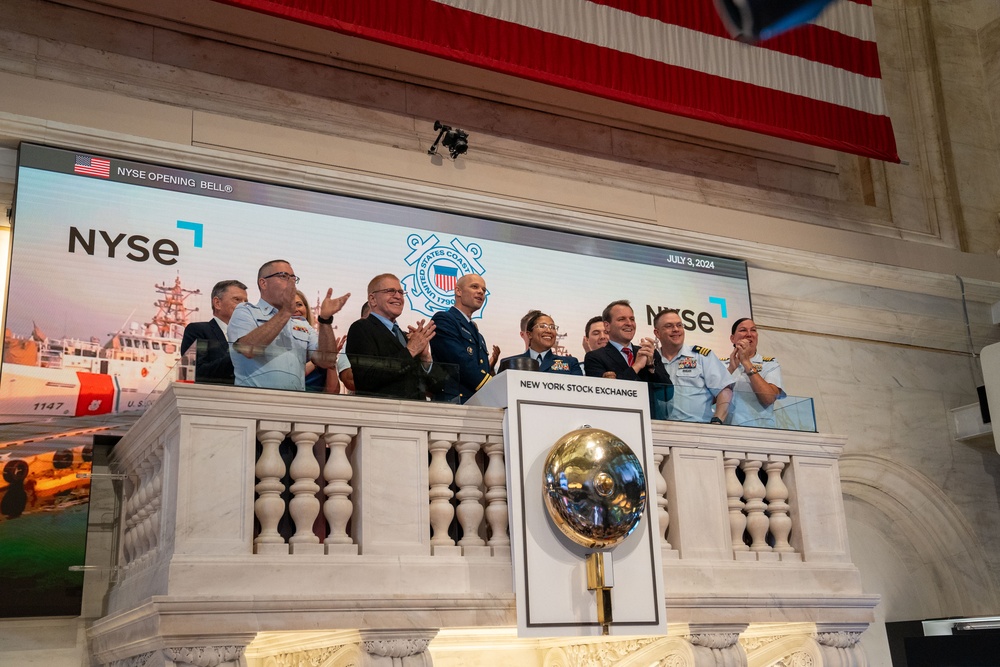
428,121,469,160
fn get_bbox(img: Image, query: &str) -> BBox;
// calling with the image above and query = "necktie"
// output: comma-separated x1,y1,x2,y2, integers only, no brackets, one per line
537,352,547,364
623,346,634,365
392,323,407,347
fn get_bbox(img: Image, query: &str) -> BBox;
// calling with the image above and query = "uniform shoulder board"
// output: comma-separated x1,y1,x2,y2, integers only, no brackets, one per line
763,356,775,362
692,345,711,356
720,357,730,362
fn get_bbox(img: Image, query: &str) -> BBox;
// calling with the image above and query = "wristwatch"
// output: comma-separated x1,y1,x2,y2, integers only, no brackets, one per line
317,314,333,325
710,416,723,424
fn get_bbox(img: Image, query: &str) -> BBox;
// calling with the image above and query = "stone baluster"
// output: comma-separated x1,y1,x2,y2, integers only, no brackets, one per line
288,424,324,553
483,436,509,554
121,461,144,565
740,457,771,553
323,426,358,554
454,435,487,554
724,455,748,554
137,450,163,567
255,421,291,553
428,433,457,552
764,457,796,555
130,458,153,565
654,451,672,549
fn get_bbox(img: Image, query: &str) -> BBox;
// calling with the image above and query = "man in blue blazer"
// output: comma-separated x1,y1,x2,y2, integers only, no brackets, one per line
180,279,248,384
430,274,499,403
499,310,582,375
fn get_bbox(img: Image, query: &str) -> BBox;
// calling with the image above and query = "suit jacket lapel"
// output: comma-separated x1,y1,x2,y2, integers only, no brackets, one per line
210,319,227,344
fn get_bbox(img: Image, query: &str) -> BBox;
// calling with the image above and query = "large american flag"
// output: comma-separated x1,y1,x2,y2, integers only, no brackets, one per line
212,0,897,161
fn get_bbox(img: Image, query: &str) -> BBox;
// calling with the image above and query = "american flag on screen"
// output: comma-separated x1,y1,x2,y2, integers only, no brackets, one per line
211,0,897,161
73,155,111,178
434,265,458,292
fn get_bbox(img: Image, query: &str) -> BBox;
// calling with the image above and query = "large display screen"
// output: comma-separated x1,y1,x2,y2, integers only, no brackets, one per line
3,142,750,418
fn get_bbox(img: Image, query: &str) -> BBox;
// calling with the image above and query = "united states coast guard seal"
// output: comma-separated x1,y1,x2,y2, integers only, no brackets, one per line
401,233,489,318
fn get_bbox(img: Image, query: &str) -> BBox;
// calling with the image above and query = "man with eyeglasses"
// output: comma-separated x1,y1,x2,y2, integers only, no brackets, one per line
345,273,442,400
584,300,657,382
430,273,500,403
499,310,582,375
652,308,734,424
228,259,350,390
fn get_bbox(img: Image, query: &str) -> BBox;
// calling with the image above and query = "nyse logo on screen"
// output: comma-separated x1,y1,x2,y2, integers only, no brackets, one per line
646,297,729,334
67,221,203,265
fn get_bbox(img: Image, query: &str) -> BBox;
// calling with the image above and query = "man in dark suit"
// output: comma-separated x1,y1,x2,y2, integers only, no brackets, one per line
346,273,440,400
181,279,248,384
499,310,582,375
430,273,499,403
584,299,657,382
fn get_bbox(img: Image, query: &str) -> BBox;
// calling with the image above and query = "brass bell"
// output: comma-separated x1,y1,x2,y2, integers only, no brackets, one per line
541,427,647,550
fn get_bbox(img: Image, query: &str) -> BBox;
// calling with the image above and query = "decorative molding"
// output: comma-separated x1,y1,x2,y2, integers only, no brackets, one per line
269,647,337,667
162,646,245,667
656,656,688,667
561,639,657,667
739,634,782,651
110,652,155,667
777,651,814,667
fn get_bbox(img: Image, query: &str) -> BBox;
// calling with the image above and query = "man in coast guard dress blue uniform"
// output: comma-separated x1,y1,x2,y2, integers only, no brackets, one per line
499,310,583,375
430,273,500,403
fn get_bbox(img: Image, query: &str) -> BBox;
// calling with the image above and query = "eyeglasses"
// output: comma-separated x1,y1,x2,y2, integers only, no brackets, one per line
371,288,407,297
262,272,300,284
532,323,559,331
659,323,684,331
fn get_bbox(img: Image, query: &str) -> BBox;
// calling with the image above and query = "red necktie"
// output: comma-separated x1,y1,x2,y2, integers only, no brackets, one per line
623,346,634,365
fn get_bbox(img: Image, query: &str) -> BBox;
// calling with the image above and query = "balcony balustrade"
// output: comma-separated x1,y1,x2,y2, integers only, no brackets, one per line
88,382,875,667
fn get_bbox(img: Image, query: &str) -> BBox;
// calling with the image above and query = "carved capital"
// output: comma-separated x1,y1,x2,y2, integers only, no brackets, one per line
688,633,740,650
361,638,431,659
162,645,245,667
813,631,862,649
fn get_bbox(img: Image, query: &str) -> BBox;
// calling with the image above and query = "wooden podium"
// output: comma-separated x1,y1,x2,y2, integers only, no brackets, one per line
468,370,666,637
